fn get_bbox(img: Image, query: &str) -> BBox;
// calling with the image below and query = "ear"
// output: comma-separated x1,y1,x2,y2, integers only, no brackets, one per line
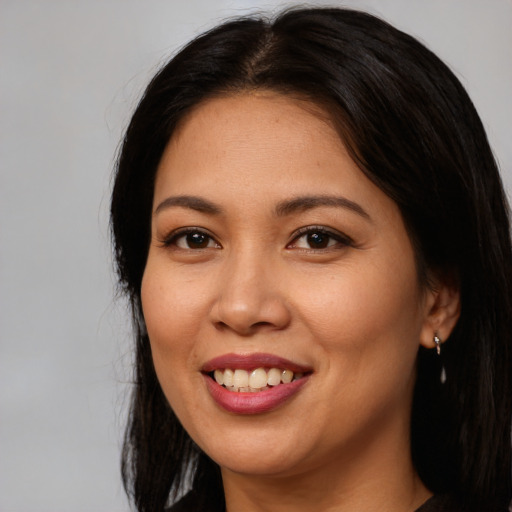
419,277,460,349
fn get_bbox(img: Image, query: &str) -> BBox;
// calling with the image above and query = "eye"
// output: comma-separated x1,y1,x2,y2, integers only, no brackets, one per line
162,228,220,250
288,227,352,250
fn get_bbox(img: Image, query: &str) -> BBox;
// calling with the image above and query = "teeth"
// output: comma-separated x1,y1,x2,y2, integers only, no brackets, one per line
267,368,281,386
214,369,224,385
212,367,305,392
281,369,293,383
249,368,267,389
223,368,234,387
233,369,249,388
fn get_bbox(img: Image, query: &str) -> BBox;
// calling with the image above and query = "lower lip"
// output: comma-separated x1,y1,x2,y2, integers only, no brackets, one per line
204,374,310,415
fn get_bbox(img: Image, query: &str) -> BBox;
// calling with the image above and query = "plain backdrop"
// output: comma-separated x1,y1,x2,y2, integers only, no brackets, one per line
1,1,510,511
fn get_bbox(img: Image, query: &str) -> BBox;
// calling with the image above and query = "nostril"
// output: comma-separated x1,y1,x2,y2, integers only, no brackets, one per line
213,319,279,336
213,321,228,332
252,321,273,328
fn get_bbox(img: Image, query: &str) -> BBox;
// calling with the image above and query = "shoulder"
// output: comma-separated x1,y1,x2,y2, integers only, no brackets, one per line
416,495,456,512
415,495,510,512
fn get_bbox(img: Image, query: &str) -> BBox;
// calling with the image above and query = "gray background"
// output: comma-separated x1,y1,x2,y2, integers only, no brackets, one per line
1,1,510,511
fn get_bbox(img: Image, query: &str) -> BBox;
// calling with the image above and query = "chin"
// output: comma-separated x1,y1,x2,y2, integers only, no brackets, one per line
216,450,308,478
191,421,317,478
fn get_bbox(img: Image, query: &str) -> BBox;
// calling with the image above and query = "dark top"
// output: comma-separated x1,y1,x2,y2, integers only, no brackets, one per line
167,492,467,511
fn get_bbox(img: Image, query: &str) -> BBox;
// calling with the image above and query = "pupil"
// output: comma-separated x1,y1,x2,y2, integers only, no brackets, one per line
307,232,328,248
187,232,207,248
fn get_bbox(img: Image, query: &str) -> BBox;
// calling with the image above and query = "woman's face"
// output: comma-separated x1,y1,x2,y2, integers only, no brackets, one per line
142,92,438,479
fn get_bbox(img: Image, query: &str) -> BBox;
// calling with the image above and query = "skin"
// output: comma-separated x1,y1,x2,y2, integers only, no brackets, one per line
141,92,460,512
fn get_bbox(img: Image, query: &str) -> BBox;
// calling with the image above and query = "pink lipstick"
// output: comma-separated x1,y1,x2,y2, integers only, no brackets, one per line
202,353,312,415
202,353,311,373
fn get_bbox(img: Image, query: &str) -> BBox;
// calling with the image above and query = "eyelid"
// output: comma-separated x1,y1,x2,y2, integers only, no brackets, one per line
287,225,354,249
158,226,221,249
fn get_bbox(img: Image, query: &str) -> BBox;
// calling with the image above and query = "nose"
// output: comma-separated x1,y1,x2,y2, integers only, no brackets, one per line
210,252,291,336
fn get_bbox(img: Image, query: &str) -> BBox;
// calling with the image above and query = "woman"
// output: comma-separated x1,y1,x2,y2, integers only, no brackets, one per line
111,7,512,512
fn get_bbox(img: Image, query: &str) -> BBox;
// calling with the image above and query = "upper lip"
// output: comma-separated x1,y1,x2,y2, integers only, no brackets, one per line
202,353,312,373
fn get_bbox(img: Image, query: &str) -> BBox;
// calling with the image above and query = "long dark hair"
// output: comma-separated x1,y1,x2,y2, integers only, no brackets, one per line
111,7,512,512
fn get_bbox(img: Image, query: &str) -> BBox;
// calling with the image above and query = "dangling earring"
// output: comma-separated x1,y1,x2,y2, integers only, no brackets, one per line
433,333,441,355
434,332,446,384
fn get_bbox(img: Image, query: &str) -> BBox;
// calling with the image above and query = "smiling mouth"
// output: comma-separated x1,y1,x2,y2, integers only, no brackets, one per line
207,368,307,393
203,354,312,413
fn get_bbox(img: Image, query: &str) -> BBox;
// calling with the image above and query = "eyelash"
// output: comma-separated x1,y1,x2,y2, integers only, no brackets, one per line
288,226,353,251
159,227,220,250
159,226,353,251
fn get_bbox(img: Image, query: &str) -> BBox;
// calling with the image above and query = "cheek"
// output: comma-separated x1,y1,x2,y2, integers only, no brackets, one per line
293,263,424,431
142,263,204,339
307,259,418,311
140,263,209,423
292,258,423,364
140,262,209,383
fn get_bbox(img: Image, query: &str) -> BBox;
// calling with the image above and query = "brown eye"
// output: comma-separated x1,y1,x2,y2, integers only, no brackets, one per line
289,227,353,251
306,232,330,249
183,232,210,248
166,229,220,249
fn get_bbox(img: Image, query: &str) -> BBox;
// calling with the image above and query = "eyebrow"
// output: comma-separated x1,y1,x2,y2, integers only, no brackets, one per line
154,194,371,221
275,195,371,221
154,195,223,216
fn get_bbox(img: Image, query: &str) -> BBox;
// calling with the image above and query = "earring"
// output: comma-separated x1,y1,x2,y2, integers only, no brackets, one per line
433,332,446,384
433,333,442,355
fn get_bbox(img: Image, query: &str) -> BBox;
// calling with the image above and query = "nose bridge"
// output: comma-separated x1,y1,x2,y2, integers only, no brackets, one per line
212,244,289,335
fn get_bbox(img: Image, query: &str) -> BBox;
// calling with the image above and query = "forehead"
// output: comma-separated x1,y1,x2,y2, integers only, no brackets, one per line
171,91,341,154
155,92,363,195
